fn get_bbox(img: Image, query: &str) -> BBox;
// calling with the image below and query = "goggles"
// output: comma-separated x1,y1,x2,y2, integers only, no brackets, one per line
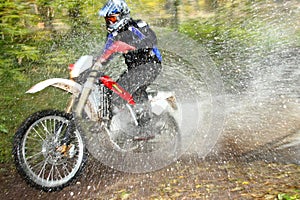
105,15,119,24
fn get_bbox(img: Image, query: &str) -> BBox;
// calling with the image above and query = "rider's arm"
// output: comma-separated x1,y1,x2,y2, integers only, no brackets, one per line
94,33,115,66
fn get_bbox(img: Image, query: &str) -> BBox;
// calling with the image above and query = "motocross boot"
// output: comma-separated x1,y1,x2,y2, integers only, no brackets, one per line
133,103,156,141
134,102,152,127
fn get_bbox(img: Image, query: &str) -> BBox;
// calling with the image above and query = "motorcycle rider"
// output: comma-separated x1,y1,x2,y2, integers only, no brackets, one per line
94,0,162,133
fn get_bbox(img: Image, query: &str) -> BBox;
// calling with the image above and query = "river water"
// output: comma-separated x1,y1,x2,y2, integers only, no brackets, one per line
151,0,300,164
90,1,300,169
71,1,300,197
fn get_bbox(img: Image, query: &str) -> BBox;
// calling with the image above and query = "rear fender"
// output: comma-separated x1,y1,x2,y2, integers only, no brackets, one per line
150,91,178,115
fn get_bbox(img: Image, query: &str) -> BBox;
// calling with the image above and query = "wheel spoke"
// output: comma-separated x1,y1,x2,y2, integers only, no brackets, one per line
26,136,43,142
62,163,71,176
54,123,64,143
32,127,46,142
29,155,46,168
25,151,43,161
37,158,48,179
55,165,63,180
47,165,54,182
40,121,52,136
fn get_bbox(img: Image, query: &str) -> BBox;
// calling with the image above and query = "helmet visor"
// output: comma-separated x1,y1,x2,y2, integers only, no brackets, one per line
105,15,119,24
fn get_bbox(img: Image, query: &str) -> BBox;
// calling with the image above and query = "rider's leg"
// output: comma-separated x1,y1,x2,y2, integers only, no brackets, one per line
111,62,162,124
112,62,161,105
133,86,152,126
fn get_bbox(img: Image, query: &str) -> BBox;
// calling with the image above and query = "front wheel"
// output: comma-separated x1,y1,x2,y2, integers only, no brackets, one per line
13,110,87,191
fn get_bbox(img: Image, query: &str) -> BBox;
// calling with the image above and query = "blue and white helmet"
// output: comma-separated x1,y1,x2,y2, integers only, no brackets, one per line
99,0,130,32
99,0,130,17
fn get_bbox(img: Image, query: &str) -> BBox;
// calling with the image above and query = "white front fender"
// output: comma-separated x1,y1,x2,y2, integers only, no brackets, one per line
26,78,100,121
26,78,82,97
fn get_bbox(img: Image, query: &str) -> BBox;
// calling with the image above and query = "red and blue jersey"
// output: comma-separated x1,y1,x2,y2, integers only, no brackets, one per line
99,19,162,67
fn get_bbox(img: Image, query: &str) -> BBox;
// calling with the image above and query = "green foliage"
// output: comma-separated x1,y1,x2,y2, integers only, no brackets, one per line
278,192,300,200
0,124,8,134
0,0,105,80
0,0,40,72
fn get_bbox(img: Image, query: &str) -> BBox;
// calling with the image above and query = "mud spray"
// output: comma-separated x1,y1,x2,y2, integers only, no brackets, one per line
85,2,300,172
60,1,300,198
156,18,300,165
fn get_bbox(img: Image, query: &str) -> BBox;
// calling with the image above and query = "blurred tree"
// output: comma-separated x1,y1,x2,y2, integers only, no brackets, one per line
66,0,90,32
205,0,218,10
0,0,100,77
165,0,180,29
35,0,55,30
0,0,40,78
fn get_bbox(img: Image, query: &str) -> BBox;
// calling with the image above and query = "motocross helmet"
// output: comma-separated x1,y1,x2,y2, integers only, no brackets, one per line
99,0,130,32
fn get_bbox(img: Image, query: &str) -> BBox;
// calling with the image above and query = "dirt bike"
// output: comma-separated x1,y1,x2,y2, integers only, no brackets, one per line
12,48,181,191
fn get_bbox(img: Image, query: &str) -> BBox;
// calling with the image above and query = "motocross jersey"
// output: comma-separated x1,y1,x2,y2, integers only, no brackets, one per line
100,19,162,68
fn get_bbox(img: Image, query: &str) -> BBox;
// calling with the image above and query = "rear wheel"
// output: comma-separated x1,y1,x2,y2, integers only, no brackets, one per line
111,111,180,154
86,107,181,173
13,110,87,191
138,113,181,154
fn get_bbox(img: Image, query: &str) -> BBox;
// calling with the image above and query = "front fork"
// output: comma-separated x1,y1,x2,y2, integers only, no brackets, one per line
64,78,140,127
55,95,76,157
65,95,76,114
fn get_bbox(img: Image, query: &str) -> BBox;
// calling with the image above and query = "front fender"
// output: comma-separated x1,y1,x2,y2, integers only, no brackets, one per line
26,78,82,97
26,78,100,121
